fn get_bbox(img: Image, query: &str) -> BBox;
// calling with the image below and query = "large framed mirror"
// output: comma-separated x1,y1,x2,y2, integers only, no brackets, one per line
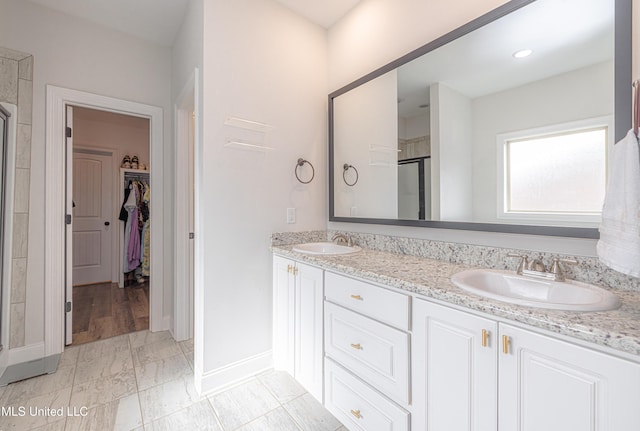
329,0,632,238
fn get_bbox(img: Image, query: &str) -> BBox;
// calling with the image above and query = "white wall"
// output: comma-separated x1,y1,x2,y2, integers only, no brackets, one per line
326,0,632,257
430,83,472,221
0,0,173,345
334,70,398,218
74,108,150,167
200,0,327,389
471,61,613,224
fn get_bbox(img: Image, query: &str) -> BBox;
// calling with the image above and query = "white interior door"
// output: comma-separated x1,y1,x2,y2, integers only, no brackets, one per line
72,151,113,286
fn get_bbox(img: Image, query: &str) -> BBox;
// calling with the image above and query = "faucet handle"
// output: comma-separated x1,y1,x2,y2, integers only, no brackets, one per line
528,256,546,272
549,258,577,281
507,253,529,274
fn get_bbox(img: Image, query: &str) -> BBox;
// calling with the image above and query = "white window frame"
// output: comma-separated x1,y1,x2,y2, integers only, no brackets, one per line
496,116,612,227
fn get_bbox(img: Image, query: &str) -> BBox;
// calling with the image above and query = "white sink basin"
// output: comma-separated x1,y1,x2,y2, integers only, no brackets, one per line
451,269,621,311
292,242,362,255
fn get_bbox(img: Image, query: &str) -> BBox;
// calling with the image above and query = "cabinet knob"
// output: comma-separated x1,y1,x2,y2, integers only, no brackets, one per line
350,409,362,419
502,335,510,354
350,294,363,300
481,329,489,348
350,343,362,350
287,265,292,273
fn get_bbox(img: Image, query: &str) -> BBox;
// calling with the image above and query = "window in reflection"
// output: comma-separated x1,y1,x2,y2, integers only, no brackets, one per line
498,119,609,224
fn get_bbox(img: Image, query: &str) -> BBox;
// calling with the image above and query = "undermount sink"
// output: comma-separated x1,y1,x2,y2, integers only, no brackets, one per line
292,242,362,256
451,269,621,312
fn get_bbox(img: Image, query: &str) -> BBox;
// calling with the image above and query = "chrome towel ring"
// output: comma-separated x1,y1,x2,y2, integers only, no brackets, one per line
343,164,359,186
295,158,315,184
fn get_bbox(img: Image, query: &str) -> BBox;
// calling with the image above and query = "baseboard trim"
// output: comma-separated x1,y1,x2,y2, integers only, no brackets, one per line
198,350,273,396
7,342,45,366
0,349,60,387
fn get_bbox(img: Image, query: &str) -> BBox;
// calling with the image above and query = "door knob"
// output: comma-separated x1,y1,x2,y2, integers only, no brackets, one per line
104,221,110,226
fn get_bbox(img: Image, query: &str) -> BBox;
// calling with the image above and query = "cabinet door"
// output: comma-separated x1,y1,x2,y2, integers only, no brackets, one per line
413,299,498,431
499,323,640,431
273,256,295,375
294,262,324,402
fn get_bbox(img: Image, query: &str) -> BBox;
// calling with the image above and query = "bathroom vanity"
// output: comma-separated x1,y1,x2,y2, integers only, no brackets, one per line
272,245,640,431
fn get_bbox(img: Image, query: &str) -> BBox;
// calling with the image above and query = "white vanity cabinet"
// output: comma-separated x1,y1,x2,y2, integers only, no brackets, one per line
413,298,640,431
323,272,411,431
272,256,324,402
499,323,640,431
412,299,498,431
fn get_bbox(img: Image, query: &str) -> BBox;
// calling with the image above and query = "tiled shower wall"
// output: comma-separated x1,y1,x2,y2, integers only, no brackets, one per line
0,47,33,349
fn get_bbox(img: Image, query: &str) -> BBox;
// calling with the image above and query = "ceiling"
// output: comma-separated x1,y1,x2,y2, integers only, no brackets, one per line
273,0,361,28
26,0,360,47
397,0,614,118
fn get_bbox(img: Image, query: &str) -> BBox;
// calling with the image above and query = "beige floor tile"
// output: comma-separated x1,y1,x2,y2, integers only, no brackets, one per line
259,370,306,403
0,386,71,430
209,378,280,430
73,349,133,385
70,369,137,411
129,330,173,348
31,417,67,430
65,393,142,431
178,338,194,355
284,393,342,431
132,337,182,368
135,352,192,391
145,399,222,431
1,365,75,404
237,406,301,431
138,375,202,424
77,334,130,363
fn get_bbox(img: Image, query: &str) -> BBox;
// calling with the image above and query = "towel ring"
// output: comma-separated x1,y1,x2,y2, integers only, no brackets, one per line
343,164,359,186
295,158,315,184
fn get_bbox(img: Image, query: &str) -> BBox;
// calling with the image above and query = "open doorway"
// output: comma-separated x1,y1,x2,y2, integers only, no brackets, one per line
69,106,151,345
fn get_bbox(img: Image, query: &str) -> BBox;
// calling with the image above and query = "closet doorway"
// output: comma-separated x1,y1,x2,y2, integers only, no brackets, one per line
69,106,151,345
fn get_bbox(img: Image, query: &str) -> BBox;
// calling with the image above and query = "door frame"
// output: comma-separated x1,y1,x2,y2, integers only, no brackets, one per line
174,68,199,342
45,85,164,355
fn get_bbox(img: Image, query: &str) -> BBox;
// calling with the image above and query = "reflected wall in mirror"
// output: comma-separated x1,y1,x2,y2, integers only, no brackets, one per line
329,0,631,238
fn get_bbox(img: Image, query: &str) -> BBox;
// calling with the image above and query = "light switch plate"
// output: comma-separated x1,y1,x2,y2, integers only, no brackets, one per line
287,208,296,224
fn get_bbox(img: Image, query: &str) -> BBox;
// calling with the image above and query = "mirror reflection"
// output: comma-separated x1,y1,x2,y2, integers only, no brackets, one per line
332,0,618,230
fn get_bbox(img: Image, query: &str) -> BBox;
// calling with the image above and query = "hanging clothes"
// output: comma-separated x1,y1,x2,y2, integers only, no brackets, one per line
122,173,150,280
123,183,138,272
140,182,151,276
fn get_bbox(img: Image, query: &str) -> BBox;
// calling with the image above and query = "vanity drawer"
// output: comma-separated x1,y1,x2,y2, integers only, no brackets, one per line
325,272,409,331
325,302,410,404
325,358,410,431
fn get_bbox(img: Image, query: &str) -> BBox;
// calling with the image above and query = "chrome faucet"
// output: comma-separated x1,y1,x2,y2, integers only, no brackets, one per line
508,253,577,282
332,233,353,247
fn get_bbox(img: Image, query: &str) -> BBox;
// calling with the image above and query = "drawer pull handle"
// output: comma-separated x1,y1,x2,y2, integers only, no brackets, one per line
350,343,362,350
350,409,362,419
287,265,292,273
502,335,510,354
481,329,489,348
350,294,363,300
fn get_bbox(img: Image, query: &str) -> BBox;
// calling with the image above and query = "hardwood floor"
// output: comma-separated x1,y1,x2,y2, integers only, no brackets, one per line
72,281,149,345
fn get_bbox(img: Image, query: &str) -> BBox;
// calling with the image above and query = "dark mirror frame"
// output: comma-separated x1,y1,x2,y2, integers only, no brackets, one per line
328,0,632,239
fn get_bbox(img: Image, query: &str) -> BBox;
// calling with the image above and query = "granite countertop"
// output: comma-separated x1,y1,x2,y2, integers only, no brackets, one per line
272,245,640,358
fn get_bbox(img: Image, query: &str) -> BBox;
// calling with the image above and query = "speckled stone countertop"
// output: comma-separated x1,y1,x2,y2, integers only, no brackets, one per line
272,245,640,358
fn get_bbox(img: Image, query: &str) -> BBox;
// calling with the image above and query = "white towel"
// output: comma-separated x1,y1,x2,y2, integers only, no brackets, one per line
597,129,640,278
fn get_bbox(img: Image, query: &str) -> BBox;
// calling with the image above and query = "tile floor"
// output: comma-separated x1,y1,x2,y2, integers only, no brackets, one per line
0,330,345,431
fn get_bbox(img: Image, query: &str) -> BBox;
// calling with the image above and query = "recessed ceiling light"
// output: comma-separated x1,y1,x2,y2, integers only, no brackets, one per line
513,49,533,59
